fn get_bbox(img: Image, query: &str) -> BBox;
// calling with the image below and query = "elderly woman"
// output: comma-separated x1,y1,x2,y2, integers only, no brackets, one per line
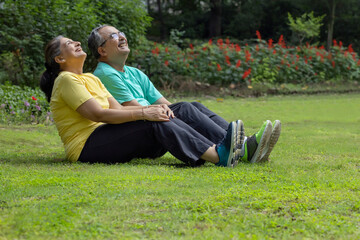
40,36,253,167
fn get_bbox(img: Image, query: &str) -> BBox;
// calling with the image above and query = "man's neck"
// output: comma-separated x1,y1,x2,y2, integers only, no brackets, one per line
101,58,127,72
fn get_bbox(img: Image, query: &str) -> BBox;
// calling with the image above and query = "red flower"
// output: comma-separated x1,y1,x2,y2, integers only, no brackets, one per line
339,41,343,48
273,50,277,55
217,63,222,71
217,39,223,46
278,35,285,48
189,43,194,50
242,68,251,79
235,44,241,52
333,39,338,47
295,66,298,71
202,47,207,51
245,50,251,62
208,39,213,45
225,55,231,65
256,45,259,51
177,51,180,55
268,39,273,49
152,47,160,55
348,44,354,53
225,38,230,46
319,45,325,50
332,61,335,68
236,60,241,68
32,96,37,101
165,47,169,53
256,30,261,40
164,60,169,66
357,60,360,66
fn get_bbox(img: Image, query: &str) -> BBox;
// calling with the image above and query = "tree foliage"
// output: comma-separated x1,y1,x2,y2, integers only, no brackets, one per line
287,12,325,45
0,0,151,87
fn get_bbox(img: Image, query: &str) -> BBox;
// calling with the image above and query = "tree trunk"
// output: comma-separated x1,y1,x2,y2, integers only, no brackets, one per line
326,0,336,51
146,0,151,13
208,0,222,37
157,0,167,39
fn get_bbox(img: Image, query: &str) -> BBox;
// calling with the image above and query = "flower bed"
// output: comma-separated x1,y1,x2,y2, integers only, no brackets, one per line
130,31,360,88
0,85,51,124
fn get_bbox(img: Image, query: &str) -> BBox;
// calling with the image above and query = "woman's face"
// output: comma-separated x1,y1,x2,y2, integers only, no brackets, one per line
57,37,87,62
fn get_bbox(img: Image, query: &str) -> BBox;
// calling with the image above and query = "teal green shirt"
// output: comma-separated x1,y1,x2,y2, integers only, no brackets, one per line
93,62,162,106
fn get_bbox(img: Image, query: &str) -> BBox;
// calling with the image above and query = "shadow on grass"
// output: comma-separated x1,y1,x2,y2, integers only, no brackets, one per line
0,153,211,168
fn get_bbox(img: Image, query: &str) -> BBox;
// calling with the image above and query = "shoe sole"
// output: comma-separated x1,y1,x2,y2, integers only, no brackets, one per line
260,120,281,162
250,120,272,163
225,121,236,167
233,120,245,167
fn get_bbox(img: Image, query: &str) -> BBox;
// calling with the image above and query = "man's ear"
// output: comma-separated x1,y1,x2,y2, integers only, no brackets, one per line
55,56,65,64
98,46,107,57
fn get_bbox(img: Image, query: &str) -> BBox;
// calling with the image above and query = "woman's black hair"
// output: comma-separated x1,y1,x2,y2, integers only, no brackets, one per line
40,35,63,102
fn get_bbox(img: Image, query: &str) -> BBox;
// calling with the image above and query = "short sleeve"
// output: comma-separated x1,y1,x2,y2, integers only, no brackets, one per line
58,74,93,110
138,71,163,104
100,73,135,104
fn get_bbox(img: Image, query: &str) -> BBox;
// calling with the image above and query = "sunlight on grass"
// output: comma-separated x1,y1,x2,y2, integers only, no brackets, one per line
0,94,359,239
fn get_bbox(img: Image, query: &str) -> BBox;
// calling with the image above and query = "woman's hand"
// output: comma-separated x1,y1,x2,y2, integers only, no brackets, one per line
159,104,175,118
143,106,170,121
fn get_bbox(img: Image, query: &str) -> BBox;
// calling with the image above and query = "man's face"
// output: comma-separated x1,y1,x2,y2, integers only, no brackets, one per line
98,26,130,61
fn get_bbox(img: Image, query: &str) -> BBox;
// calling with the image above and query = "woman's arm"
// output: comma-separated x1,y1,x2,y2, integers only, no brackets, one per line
77,98,169,124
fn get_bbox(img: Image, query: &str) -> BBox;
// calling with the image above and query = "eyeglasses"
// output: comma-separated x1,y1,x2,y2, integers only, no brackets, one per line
99,32,126,47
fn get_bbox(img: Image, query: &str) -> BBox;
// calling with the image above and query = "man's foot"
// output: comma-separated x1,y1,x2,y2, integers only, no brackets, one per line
216,121,237,167
240,120,272,163
261,120,281,162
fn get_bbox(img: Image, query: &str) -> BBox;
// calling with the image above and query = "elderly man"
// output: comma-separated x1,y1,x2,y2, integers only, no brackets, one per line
87,25,281,163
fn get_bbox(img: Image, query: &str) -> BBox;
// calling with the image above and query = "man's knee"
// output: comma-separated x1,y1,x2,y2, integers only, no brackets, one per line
191,101,208,108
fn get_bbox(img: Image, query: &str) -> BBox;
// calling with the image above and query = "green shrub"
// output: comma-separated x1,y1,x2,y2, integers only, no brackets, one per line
0,0,151,87
0,85,51,124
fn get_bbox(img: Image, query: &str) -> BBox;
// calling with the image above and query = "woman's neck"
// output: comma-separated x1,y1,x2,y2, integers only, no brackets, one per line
62,62,84,75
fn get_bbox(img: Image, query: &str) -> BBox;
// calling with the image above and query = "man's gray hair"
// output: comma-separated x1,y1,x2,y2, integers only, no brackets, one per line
88,24,108,59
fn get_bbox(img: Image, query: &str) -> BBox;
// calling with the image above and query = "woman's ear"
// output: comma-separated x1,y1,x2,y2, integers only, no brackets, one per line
55,55,65,64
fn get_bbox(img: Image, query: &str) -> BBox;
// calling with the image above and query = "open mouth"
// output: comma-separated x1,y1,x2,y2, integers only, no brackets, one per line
75,48,82,52
118,41,127,48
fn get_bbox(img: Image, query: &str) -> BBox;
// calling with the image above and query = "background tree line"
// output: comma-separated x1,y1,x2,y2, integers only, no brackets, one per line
146,0,360,51
0,0,359,88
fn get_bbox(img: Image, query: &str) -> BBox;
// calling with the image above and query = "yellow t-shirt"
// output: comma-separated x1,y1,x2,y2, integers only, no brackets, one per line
50,71,112,162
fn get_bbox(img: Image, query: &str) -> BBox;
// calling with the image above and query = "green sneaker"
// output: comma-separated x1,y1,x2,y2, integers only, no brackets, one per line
261,120,281,162
216,121,237,167
241,120,272,163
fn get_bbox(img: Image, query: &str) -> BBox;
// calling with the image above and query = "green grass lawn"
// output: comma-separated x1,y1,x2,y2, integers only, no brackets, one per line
1,94,359,239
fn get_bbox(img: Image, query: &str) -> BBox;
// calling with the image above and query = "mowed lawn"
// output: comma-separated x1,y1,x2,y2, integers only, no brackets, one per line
0,93,359,239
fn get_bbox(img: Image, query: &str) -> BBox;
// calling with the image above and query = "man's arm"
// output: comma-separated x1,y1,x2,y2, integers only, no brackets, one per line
153,97,172,105
122,99,143,106
122,97,171,107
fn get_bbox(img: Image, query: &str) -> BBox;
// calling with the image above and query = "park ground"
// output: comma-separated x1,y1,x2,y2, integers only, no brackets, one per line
0,93,359,239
